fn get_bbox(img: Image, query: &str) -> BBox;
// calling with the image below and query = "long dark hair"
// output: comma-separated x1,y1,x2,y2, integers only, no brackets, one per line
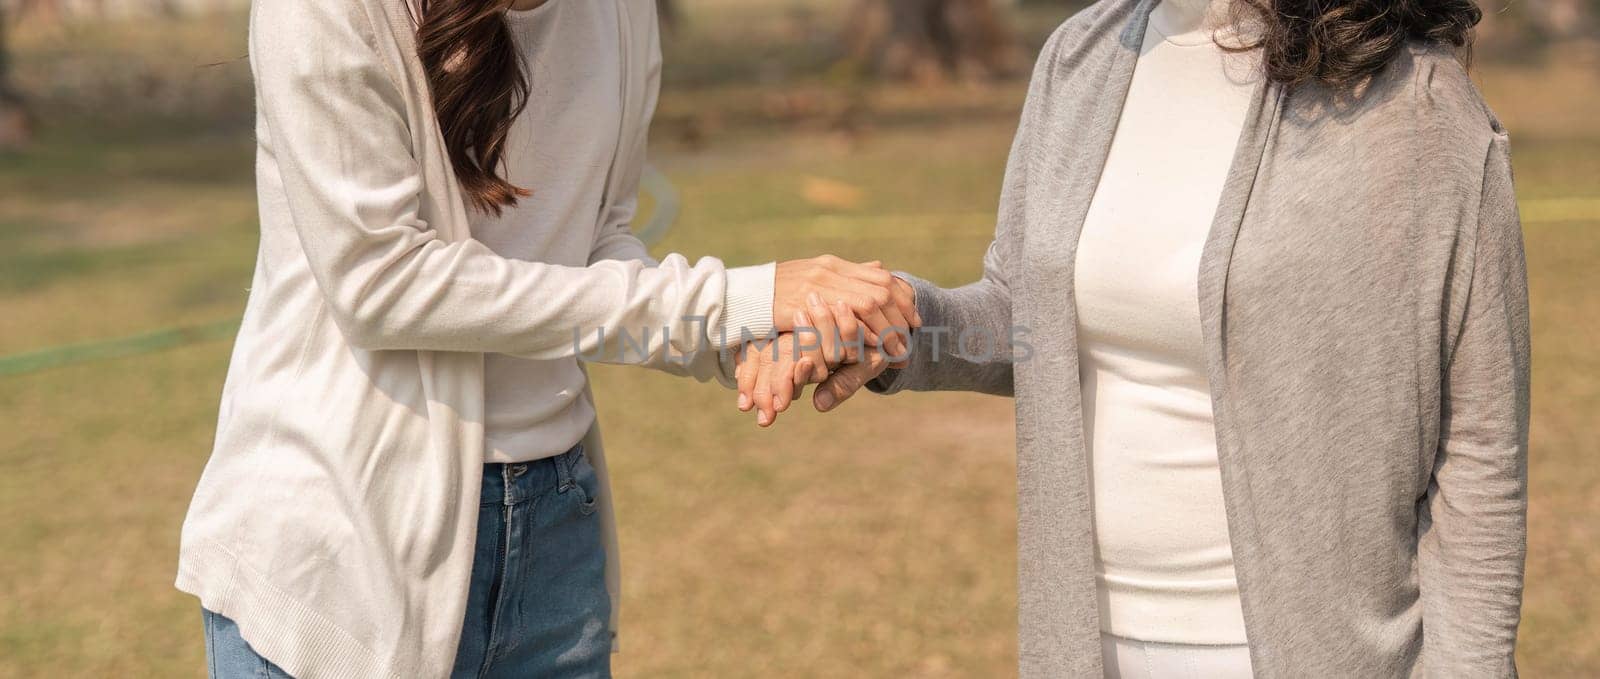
415,0,529,215
1230,0,1482,90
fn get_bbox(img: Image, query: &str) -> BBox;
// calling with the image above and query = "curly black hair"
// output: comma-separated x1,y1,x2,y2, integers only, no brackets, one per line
1229,0,1483,89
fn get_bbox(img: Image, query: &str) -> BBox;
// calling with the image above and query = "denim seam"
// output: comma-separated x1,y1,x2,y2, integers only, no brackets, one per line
478,470,514,678
204,612,218,679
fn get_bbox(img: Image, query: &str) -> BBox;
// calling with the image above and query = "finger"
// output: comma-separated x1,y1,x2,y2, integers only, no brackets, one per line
736,343,758,412
835,274,895,323
834,269,914,354
789,309,826,384
801,299,837,378
771,338,797,415
891,277,921,328
879,302,912,364
855,304,894,352
794,358,814,392
827,275,899,347
818,255,894,286
751,343,776,425
859,261,920,328
814,349,890,413
831,300,863,363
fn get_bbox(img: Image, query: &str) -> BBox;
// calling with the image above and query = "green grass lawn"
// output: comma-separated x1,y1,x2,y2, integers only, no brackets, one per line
3,8,1598,678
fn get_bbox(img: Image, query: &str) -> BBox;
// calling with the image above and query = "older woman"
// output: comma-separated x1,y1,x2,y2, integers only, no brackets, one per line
744,0,1529,676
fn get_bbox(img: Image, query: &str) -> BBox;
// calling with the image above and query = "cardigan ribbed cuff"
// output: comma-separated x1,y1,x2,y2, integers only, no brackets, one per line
718,263,775,349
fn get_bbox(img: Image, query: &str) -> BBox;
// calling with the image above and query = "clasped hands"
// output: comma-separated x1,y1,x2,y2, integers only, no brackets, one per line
734,255,918,427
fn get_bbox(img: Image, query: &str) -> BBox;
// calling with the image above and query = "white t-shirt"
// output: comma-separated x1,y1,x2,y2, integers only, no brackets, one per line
472,2,612,462
476,1,773,462
1073,0,1259,645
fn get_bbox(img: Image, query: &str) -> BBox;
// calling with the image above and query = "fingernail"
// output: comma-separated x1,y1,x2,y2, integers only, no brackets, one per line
793,310,809,329
815,391,836,411
738,393,750,410
807,292,823,307
758,411,771,426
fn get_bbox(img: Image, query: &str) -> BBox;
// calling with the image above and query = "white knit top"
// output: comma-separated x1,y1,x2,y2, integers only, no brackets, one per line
1073,0,1257,645
477,1,770,462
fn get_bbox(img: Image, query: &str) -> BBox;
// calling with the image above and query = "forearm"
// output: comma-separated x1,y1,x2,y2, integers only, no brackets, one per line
1417,475,1525,677
586,235,771,382
870,273,1016,397
312,235,749,361
1416,133,1530,677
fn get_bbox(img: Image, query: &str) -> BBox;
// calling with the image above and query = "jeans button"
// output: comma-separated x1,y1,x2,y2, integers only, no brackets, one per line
509,463,528,477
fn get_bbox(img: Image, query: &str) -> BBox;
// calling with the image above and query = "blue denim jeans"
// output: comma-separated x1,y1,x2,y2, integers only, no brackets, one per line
202,445,613,678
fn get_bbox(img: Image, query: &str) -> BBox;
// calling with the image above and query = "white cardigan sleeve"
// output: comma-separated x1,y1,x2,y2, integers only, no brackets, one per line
582,6,774,360
249,0,764,366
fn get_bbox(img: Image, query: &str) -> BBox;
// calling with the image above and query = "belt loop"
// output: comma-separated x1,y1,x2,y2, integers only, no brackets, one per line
556,447,577,492
502,464,517,506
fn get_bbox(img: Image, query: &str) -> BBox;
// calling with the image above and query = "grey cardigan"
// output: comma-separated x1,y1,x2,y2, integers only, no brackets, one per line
873,1,1530,677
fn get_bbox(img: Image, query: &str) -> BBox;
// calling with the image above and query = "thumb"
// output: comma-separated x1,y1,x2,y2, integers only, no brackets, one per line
814,360,874,412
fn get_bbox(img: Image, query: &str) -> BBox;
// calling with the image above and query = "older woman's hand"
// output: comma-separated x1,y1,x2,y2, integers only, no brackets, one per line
810,350,891,413
734,315,900,428
734,329,815,428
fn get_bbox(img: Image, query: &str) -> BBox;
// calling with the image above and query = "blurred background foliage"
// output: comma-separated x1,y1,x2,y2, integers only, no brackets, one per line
2,1,1598,677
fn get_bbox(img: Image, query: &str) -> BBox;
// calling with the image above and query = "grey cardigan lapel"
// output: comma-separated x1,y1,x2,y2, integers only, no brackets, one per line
1009,2,1149,669
1196,72,1283,675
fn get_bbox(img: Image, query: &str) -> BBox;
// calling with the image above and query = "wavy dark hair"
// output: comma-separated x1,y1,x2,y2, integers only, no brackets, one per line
414,0,529,215
1229,0,1483,90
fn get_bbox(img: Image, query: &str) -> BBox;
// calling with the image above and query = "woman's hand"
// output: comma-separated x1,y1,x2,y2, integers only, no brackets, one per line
773,256,919,359
811,350,892,413
734,335,893,427
735,329,816,428
734,310,898,427
734,303,835,426
735,259,917,427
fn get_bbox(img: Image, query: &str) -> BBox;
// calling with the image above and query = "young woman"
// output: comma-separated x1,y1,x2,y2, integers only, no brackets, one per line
175,0,915,677
752,0,1530,676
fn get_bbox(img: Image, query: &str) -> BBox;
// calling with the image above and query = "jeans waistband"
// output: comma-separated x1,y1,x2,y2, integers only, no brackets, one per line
481,444,584,507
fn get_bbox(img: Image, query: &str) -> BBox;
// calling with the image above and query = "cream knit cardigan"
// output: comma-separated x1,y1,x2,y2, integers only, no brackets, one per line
175,1,763,677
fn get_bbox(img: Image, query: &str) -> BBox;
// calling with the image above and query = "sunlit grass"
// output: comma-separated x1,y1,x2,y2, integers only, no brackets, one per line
2,6,1597,678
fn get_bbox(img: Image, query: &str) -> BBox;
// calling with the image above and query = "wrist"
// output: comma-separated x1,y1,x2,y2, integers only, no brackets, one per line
719,262,776,349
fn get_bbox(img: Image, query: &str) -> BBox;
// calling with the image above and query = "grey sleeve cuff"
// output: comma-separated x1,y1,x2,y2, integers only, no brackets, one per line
868,272,935,395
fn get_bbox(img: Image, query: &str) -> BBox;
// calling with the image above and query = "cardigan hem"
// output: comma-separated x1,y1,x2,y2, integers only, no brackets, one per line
176,540,405,679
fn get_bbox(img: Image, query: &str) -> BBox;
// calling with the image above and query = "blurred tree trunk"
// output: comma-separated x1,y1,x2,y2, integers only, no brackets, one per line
0,1,32,151
844,0,1024,83
17,0,62,24
657,0,679,31
1479,0,1599,47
